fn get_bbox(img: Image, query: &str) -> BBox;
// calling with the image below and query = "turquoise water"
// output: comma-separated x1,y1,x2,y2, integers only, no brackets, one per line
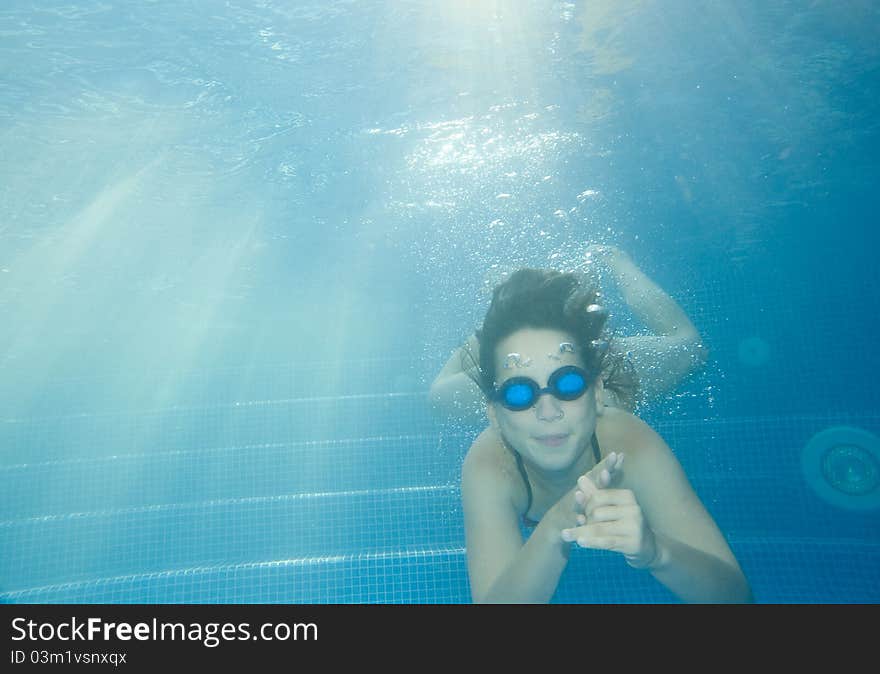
1,1,878,603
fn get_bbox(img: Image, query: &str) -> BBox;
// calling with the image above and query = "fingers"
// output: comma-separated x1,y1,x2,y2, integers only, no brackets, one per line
572,531,623,552
583,486,635,507
563,455,647,560
574,492,638,524
560,522,624,551
583,499,638,523
561,514,640,552
579,452,623,490
574,452,624,504
575,492,638,525
563,490,640,546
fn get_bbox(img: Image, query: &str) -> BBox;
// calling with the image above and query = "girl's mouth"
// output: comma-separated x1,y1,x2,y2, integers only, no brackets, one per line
534,433,570,447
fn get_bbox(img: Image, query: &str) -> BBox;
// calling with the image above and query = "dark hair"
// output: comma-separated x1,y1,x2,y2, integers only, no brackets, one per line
463,268,639,411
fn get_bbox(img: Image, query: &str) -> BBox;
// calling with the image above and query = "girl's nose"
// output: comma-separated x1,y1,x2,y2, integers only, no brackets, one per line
534,393,563,422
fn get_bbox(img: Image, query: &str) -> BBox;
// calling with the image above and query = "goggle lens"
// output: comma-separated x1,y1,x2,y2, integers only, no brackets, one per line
503,382,535,409
555,369,586,398
495,365,590,411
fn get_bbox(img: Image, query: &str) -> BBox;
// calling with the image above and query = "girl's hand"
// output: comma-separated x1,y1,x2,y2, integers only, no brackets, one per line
562,452,660,569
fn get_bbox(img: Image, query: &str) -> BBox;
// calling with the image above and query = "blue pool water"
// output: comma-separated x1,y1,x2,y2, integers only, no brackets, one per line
1,1,878,603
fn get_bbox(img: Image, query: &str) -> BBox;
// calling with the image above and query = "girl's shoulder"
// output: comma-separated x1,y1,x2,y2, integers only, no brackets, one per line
464,427,516,475
462,427,527,506
596,405,668,460
596,406,677,493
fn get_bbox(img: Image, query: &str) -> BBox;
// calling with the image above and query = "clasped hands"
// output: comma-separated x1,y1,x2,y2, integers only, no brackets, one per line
560,451,660,570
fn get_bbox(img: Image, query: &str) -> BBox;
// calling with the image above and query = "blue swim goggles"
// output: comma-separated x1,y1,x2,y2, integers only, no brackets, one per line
492,365,592,411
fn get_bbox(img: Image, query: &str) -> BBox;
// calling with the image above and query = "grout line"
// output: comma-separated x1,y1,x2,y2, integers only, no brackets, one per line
0,432,468,471
1,391,431,424
0,484,460,527
0,546,468,601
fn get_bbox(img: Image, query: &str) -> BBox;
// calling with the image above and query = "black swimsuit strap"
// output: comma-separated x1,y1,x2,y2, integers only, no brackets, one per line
512,449,534,516
591,433,602,464
511,433,602,521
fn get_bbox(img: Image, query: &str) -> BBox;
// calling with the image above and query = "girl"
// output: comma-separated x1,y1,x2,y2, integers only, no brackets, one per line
460,268,752,603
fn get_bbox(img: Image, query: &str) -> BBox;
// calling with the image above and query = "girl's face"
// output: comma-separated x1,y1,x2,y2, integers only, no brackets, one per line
488,327,603,475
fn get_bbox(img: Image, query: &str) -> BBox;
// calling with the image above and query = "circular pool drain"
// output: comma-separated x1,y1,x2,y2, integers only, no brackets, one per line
801,426,880,510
